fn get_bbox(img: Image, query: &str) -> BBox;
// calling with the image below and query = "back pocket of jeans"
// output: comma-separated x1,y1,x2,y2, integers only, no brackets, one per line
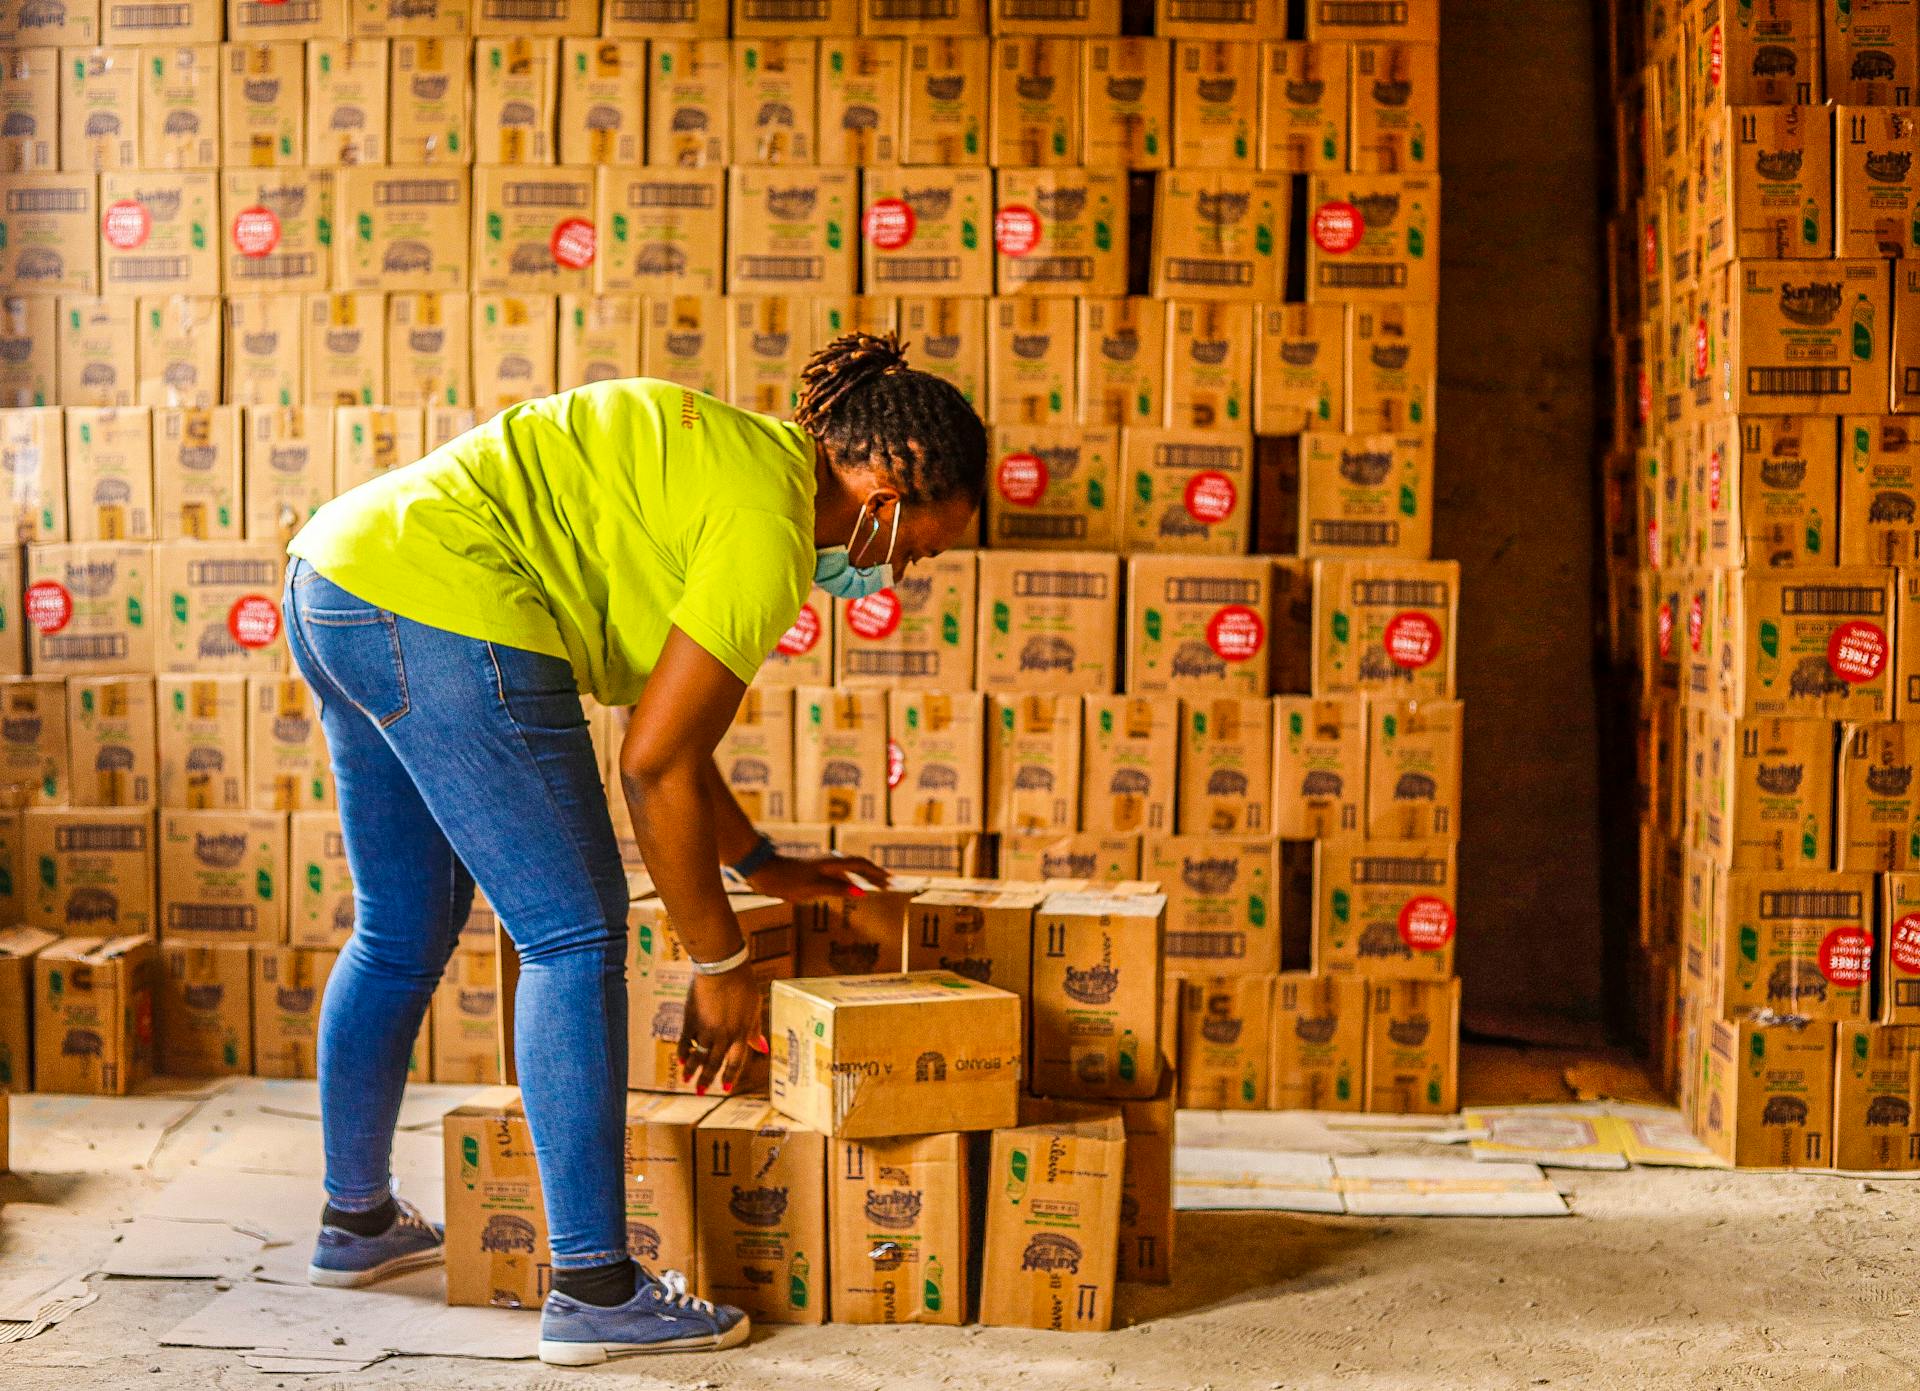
302,610,410,728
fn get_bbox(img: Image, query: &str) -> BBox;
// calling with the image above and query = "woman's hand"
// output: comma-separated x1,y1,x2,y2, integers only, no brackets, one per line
747,853,891,903
678,968,768,1095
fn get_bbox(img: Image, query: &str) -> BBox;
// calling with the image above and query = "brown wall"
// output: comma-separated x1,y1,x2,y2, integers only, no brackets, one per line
1437,3,1610,1037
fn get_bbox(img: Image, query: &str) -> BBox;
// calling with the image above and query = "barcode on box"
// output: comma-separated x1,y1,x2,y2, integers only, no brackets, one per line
1310,520,1400,548
999,513,1086,541
1747,366,1849,397
1318,264,1409,289
736,255,826,281
874,256,962,283
1166,258,1254,287
167,904,258,933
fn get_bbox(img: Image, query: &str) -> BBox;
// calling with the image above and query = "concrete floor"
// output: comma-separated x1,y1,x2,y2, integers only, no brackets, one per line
4,1048,1914,1391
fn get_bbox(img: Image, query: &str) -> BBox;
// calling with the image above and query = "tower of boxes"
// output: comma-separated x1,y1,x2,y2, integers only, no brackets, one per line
1606,0,1920,1169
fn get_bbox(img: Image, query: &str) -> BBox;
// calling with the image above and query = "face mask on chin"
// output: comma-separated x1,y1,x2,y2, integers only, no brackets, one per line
814,495,902,601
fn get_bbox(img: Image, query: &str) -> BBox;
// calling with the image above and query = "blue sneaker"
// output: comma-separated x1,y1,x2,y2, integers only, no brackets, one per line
308,1198,445,1288
538,1266,750,1366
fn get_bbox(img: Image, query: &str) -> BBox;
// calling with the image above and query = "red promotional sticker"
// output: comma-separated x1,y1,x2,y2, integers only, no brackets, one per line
550,217,596,270
228,595,282,650
1206,605,1265,662
1643,221,1658,277
846,589,902,641
1184,470,1237,525
864,198,916,250
1692,316,1709,379
1707,23,1723,88
1827,619,1888,684
1657,599,1674,659
994,203,1041,257
1708,445,1723,510
1687,592,1703,653
1636,367,1651,425
230,206,280,259
1646,518,1659,564
887,739,905,788
24,580,71,634
776,603,820,657
1819,927,1872,988
102,199,151,250
996,452,1048,506
1312,200,1363,254
1384,611,1441,670
1398,895,1456,952
1892,912,1920,974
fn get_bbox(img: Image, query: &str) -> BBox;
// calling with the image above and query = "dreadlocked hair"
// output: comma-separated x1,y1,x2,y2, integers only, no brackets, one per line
794,330,988,507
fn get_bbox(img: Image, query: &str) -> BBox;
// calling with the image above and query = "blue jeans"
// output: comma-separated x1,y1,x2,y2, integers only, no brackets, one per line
283,557,630,1270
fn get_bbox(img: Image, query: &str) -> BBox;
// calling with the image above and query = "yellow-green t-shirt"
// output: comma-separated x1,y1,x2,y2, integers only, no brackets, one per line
288,380,817,705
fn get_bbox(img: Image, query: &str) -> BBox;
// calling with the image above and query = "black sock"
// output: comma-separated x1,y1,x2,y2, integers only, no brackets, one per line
552,1259,637,1307
323,1197,398,1237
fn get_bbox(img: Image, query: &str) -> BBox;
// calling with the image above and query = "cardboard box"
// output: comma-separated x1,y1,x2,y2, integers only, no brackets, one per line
386,36,468,166
725,168,857,297
156,674,245,809
638,293,723,397
1363,975,1457,1114
223,0,342,42
430,947,500,1084
1311,558,1458,700
1297,431,1432,560
220,42,303,168
1833,1022,1920,1169
992,167,1125,297
101,0,217,40
289,809,353,948
472,39,556,166
381,292,466,408
0,45,56,172
990,36,1080,168
716,686,794,824
1253,302,1344,435
349,0,470,33
552,39,644,168
68,675,154,807
862,167,993,295
1259,40,1347,174
792,686,888,826
139,43,218,170
1124,554,1270,698
986,293,1075,423
158,809,288,946
1079,37,1168,168
695,1096,827,1324
904,883,1040,995
25,542,153,675
425,405,476,450
646,39,728,168
1842,416,1920,566
0,677,64,809
0,925,57,1090
1079,695,1176,837
1839,108,1920,259
897,294,986,408
306,39,387,166
1366,697,1461,841
223,295,302,407
1706,104,1829,266
987,422,1117,548
557,295,640,391
1725,259,1892,415
1151,169,1287,301
472,294,558,418
1305,173,1438,305
629,893,794,1093
1271,971,1366,1111
1723,567,1894,720
1688,0,1817,108
1696,415,1837,570
158,941,250,1075
1271,695,1364,838
771,972,1029,1137
794,866,915,975
1077,296,1164,429
833,551,976,692
302,294,383,407
55,297,133,407
1171,40,1257,170
1347,301,1436,434
1030,889,1166,1098
1826,0,1916,105
997,830,1136,883
1179,973,1271,1110
33,933,155,1093
812,295,898,343
0,173,98,293
595,168,724,298
1836,721,1918,870
248,676,330,812
731,38,817,166
0,0,96,43
442,1088,550,1309
1313,838,1456,980
98,170,219,296
726,294,811,417
136,294,219,408
334,165,470,293
1163,299,1254,432
817,38,903,165
1122,426,1252,556
974,549,1119,694
858,0,981,35
242,406,331,544
986,692,1080,833
62,46,137,172
0,406,64,539
901,37,988,165
1114,1081,1172,1283
154,541,288,675
1145,833,1277,976
1701,1015,1833,1167
617,1091,719,1282
1712,867,1873,1022
978,1107,1125,1331
828,1132,969,1324
1350,40,1437,175
334,405,426,492
756,589,835,688
252,944,334,1078
63,407,152,541
472,0,596,34
1176,696,1271,835
473,166,595,296
888,689,984,829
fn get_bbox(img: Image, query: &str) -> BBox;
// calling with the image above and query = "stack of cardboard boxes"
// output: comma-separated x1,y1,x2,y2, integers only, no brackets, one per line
1606,0,1920,1168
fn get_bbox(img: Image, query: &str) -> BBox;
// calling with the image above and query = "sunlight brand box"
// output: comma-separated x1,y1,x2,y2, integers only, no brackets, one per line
645,39,729,168
335,165,469,293
794,687,888,825
1172,39,1258,170
99,171,219,295
862,167,993,295
1722,567,1894,719
1349,38,1437,176
899,294,986,407
472,294,558,417
1164,300,1255,431
289,810,352,949
158,941,250,1075
0,926,57,1090
990,36,1080,168
628,894,794,1093
1297,431,1432,560
33,933,155,1093
829,1132,969,1325
557,296,641,390
223,295,303,407
0,0,96,42
793,865,919,975
1711,868,1873,1022
1348,302,1436,434
101,0,217,40
443,1089,551,1309
0,173,98,293
557,39,643,167
975,550,1118,695
0,48,55,173
1832,1022,1920,1169
1177,697,1271,835
1123,428,1253,556
334,406,426,492
727,167,857,295
1145,834,1278,976
1259,41,1348,174
1841,416,1920,566
159,809,287,946
987,425,1118,550
1271,971,1366,1111
987,294,1076,424
1078,296,1165,429
1726,259,1891,415
1837,721,1919,870
1179,974,1271,1110
1255,302,1345,434
904,884,1041,995
1080,695,1177,837
432,947,500,1084
731,39,818,165
596,168,725,297
67,676,154,807
1312,558,1458,700
1152,170,1286,301
979,1106,1125,1331
25,542,154,675
135,294,218,408
220,42,302,167
155,541,288,675
55,298,133,408
139,44,218,170
248,677,329,812
772,975,1013,1137
1081,37,1169,167
1364,975,1457,1114
0,678,65,809
833,551,976,691
727,294,812,417
1313,838,1457,981
62,47,137,172
1825,0,1916,105
1125,554,1270,699
1305,173,1437,305
818,38,904,165
306,39,388,166
473,166,597,295
998,830,1138,884
1692,713,1832,869
986,692,1081,833
0,407,66,539
17,806,146,935
695,1096,827,1324
902,37,987,165
1366,698,1462,841
304,294,384,407
1693,416,1834,570
888,690,985,830
1271,695,1364,838
1707,104,1830,264
64,408,152,541
243,406,331,543
1701,1016,1833,1167
640,294,723,397
472,39,557,165
993,167,1126,297
389,37,469,165
1114,1082,1173,1283
156,675,244,809
758,590,834,687
717,687,794,824
1030,890,1166,1099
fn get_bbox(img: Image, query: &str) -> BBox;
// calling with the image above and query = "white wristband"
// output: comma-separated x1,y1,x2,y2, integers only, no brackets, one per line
690,942,751,976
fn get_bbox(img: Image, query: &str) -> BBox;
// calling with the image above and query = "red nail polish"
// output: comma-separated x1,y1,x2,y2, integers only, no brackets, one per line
696,1083,708,1096
848,885,865,898
722,1081,735,1094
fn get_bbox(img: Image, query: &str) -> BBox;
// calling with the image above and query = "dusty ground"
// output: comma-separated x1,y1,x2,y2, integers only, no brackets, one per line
4,1047,1914,1391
